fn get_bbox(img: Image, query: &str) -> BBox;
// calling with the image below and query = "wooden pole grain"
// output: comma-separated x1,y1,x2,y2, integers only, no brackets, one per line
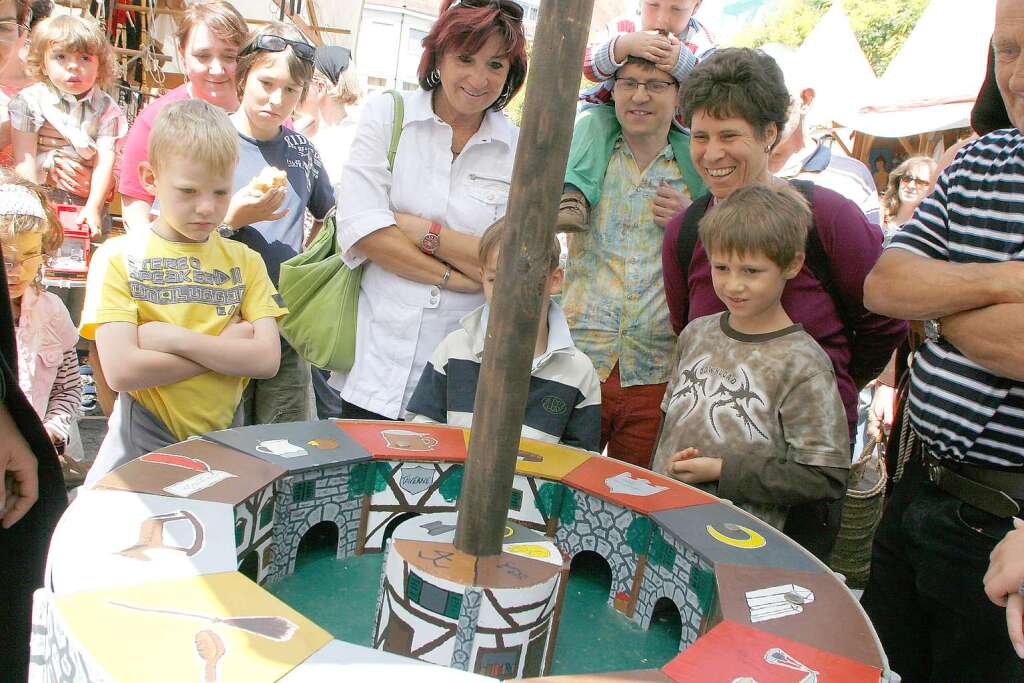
454,0,596,557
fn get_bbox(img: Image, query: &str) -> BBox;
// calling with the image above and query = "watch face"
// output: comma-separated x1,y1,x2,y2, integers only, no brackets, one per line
421,232,441,255
925,319,939,340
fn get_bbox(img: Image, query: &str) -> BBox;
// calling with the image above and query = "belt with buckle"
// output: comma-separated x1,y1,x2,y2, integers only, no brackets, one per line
923,449,1024,518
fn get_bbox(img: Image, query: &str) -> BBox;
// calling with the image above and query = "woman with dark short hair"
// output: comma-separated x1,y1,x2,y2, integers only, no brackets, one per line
661,47,907,561
333,0,527,421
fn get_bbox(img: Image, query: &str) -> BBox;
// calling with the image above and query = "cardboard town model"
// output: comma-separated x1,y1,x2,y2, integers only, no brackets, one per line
31,419,897,682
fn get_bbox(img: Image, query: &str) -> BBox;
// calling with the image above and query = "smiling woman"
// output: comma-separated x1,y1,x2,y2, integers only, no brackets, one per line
117,1,249,232
333,0,527,422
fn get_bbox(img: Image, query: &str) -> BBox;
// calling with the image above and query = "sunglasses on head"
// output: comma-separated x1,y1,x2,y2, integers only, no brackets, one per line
449,0,524,22
241,34,316,64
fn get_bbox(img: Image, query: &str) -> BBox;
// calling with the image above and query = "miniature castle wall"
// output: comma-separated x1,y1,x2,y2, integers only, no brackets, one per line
267,463,364,583
633,530,714,647
234,484,277,584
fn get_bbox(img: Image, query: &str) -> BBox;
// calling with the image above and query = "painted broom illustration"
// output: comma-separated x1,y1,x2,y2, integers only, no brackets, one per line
108,601,298,642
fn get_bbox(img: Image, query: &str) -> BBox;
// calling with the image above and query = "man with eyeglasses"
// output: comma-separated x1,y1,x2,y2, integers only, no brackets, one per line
562,57,704,469
859,0,1024,679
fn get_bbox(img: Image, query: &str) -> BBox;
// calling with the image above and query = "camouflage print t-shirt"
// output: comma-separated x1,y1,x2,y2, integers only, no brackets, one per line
651,313,850,530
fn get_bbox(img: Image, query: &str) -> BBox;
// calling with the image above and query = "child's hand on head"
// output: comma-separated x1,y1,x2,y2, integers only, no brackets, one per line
666,448,721,484
656,34,682,72
623,31,674,63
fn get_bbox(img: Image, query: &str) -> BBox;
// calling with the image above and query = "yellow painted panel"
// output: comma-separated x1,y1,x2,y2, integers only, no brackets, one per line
55,572,332,682
513,437,593,481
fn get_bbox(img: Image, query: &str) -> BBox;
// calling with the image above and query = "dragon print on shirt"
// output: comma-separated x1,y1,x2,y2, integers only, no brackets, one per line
667,356,769,442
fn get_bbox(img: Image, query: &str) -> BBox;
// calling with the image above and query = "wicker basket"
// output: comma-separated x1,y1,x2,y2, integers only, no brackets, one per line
829,434,887,589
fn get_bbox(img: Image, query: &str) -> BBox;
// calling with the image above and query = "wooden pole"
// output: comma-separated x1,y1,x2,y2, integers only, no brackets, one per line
453,0,595,557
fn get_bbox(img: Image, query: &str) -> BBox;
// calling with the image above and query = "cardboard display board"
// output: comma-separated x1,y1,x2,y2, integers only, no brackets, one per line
279,640,491,681
206,421,372,473
336,420,469,462
94,439,285,505
564,456,717,514
47,489,238,595
54,572,332,682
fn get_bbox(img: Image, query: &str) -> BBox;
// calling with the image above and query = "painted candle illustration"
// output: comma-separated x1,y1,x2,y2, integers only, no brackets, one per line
108,601,298,641
140,453,237,497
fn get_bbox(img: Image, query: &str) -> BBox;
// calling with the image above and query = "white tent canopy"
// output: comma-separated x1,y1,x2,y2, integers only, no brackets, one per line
835,0,995,138
795,0,877,127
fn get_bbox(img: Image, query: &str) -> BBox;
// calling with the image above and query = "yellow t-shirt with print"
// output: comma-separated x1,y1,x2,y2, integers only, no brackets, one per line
80,228,288,440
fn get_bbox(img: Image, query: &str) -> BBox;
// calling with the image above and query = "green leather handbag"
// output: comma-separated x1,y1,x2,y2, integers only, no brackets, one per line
277,90,404,372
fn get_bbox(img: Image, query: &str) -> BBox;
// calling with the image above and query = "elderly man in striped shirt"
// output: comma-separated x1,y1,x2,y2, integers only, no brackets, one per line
859,2,1024,679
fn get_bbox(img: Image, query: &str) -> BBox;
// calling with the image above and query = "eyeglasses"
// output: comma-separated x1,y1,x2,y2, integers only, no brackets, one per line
613,77,676,95
448,0,524,22
240,35,315,65
0,20,24,45
899,174,931,190
3,250,43,273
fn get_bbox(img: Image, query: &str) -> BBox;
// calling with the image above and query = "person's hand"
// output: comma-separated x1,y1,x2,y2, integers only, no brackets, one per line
43,424,65,451
621,31,675,64
656,33,682,71
137,321,189,354
984,518,1024,657
665,448,722,484
224,185,288,229
219,314,254,340
867,383,895,441
447,269,482,294
37,121,68,153
653,181,690,228
49,152,93,197
76,205,103,239
393,212,430,246
0,404,39,528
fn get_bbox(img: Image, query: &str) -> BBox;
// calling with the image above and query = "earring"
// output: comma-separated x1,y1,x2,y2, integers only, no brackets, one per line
492,84,512,110
764,144,771,153
426,68,441,89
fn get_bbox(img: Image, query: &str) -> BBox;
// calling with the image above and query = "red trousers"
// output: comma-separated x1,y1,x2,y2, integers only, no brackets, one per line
599,363,666,469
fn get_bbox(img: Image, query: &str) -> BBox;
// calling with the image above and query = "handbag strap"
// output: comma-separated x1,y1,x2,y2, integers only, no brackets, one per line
385,89,404,172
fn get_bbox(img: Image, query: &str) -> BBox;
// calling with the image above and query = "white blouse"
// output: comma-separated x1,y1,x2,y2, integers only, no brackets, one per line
332,88,519,418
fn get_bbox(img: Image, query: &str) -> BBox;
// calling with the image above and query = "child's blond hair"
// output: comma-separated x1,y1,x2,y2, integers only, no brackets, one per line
235,23,314,101
148,99,239,176
698,183,811,269
26,14,116,90
0,168,63,257
478,217,561,274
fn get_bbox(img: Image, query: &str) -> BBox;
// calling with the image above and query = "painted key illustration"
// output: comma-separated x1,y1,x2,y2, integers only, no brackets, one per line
139,453,236,497
764,647,819,683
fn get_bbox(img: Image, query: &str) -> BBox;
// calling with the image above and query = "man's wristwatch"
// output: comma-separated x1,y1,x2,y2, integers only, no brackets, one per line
924,318,942,342
421,222,442,255
217,223,235,237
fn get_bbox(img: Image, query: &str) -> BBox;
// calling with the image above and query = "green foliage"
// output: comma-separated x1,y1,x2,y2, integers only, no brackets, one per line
439,465,464,503
626,517,654,555
347,462,390,500
733,0,929,76
536,482,577,525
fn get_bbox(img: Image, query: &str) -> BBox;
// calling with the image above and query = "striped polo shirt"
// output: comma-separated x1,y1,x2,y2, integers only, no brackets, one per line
405,302,602,452
888,129,1024,469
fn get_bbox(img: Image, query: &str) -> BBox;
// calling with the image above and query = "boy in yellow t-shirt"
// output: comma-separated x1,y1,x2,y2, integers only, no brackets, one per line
81,100,287,486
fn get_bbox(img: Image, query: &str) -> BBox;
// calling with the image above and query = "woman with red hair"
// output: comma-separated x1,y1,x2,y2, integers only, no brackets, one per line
333,0,527,421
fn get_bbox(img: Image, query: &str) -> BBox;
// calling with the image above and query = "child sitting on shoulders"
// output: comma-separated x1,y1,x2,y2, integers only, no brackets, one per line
652,184,849,532
0,170,83,481
406,217,601,452
560,0,715,232
9,14,126,237
80,100,288,485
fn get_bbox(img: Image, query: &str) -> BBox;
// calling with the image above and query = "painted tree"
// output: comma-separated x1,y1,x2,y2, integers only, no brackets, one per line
734,0,930,76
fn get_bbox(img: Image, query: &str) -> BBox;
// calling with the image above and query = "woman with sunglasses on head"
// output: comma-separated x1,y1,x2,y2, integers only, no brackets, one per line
881,155,938,237
332,0,527,422
118,1,250,232
221,22,334,427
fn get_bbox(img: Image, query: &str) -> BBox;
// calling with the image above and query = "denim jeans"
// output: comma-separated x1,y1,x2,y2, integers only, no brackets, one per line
860,448,1024,682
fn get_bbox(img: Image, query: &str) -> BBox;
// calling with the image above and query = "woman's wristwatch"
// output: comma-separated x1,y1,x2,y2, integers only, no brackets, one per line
421,222,442,255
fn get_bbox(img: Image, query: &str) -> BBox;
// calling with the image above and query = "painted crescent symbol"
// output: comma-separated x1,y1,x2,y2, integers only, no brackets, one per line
706,523,766,549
